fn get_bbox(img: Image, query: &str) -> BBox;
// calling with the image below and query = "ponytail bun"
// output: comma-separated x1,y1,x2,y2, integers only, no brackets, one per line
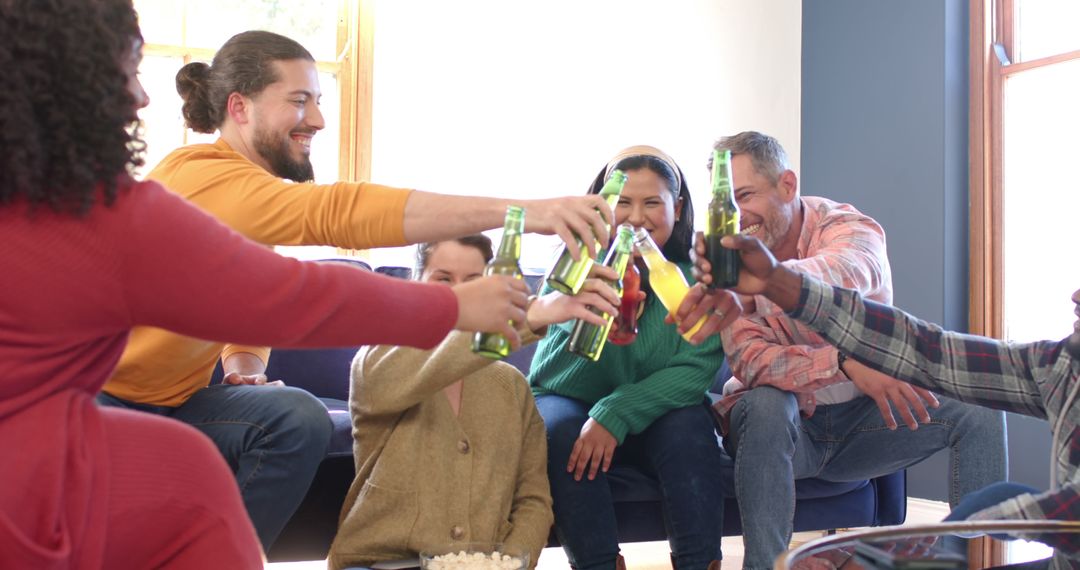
175,62,216,133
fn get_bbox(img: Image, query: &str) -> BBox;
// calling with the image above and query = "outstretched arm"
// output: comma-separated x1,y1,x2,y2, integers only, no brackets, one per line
401,191,615,261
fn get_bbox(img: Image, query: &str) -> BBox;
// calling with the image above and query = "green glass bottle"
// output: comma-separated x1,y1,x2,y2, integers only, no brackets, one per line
545,169,628,295
704,149,741,288
472,205,525,359
567,224,635,361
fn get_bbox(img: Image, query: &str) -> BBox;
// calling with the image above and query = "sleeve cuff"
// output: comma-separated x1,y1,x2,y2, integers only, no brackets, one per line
589,404,629,444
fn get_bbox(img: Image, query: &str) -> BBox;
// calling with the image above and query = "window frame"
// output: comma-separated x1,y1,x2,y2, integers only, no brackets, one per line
968,0,1080,338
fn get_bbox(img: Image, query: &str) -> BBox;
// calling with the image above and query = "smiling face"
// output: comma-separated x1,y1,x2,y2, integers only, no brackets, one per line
246,59,324,182
730,153,800,255
419,241,489,286
614,167,683,251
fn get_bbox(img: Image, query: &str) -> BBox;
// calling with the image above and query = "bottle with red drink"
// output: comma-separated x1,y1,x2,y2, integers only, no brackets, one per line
607,260,642,346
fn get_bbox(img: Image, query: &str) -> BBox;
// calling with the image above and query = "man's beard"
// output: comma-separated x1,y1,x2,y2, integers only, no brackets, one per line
1066,331,1080,360
759,213,791,250
253,126,315,182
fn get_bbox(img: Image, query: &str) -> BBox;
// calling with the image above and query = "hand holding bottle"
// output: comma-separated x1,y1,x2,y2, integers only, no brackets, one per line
527,279,621,331
546,170,627,295
631,227,708,342
664,283,743,344
452,275,529,351
670,231,800,342
525,194,615,262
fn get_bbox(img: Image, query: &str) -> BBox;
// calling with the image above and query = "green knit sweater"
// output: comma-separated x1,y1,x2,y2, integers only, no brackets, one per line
529,261,726,443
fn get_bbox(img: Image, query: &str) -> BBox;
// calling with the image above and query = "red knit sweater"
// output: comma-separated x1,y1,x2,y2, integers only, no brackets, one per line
0,177,457,567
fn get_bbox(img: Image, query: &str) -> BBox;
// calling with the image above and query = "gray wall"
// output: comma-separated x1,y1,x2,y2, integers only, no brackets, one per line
801,0,1050,502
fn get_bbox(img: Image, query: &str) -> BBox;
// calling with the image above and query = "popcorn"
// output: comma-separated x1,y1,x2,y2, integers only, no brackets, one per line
424,550,524,570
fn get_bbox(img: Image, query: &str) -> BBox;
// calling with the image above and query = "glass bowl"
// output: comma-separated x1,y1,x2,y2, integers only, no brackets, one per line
419,542,527,570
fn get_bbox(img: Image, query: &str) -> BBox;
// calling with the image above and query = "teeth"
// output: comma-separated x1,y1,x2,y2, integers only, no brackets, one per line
742,224,761,235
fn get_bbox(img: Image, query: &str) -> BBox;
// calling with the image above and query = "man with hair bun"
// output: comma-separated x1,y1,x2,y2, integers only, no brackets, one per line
98,29,614,550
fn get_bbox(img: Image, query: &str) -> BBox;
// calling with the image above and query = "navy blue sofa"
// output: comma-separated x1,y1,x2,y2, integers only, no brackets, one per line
218,266,906,561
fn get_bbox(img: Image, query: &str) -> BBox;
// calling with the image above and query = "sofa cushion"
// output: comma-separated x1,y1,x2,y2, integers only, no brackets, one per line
320,397,354,458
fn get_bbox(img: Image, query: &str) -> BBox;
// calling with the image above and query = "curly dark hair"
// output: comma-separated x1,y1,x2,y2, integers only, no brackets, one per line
0,0,145,216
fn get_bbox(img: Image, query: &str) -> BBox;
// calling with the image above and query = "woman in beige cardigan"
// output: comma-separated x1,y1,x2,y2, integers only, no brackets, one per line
329,235,621,570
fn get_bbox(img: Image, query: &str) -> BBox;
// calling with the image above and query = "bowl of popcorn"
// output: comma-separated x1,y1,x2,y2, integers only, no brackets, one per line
420,543,527,570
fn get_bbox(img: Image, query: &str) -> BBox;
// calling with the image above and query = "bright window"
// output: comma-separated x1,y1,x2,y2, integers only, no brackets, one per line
971,0,1080,341
1001,58,1080,342
365,0,802,272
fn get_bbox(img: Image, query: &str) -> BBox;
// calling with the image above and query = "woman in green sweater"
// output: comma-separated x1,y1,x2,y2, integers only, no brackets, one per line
530,146,727,570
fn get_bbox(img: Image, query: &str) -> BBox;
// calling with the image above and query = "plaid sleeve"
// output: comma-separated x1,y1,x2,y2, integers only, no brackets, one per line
968,484,1080,554
791,275,1050,418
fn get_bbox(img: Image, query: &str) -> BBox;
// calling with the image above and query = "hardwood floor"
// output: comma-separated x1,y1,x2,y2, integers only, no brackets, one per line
533,498,951,570
263,499,952,570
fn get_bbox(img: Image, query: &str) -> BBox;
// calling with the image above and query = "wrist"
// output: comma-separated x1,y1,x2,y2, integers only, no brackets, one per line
762,267,802,311
837,350,850,379
524,295,548,336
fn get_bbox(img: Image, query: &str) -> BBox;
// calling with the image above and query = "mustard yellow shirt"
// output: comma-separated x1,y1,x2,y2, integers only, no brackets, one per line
103,139,413,406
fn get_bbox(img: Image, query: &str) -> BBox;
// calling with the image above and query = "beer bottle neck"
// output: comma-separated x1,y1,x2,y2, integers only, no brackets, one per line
496,228,521,260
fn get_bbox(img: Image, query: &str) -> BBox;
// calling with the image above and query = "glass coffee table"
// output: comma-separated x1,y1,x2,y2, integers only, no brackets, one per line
776,521,1080,570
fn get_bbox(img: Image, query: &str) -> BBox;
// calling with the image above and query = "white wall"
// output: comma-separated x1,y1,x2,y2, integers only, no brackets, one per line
368,0,801,269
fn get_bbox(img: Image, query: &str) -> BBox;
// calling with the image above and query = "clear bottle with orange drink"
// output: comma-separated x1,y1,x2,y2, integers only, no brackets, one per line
631,227,706,341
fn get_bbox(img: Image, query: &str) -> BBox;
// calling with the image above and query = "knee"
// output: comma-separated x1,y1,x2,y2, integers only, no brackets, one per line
535,396,588,458
946,400,1005,438
270,388,332,446
650,406,720,452
732,386,797,432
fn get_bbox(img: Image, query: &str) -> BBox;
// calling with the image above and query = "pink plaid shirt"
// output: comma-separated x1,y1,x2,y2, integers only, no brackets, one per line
712,196,893,433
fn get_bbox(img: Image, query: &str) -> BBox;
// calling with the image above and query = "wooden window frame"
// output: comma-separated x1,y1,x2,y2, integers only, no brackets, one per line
969,0,1080,338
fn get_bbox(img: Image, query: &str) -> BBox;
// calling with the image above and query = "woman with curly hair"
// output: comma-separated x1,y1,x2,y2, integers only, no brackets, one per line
0,1,528,567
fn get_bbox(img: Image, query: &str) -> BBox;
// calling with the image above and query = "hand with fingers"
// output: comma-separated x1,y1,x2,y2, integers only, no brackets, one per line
523,195,614,261
691,231,780,295
452,275,531,351
665,283,744,345
528,278,622,331
221,372,285,387
842,357,941,430
689,230,808,313
567,418,617,481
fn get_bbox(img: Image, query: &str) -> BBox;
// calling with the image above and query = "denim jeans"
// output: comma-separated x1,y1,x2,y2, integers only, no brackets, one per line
97,384,332,550
937,481,1041,554
536,394,725,570
724,386,1007,570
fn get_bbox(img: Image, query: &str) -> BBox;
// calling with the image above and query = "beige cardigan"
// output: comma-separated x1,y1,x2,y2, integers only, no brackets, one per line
328,331,553,570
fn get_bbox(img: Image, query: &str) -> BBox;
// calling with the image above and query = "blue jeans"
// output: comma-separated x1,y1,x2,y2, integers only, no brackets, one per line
536,394,725,570
938,481,1040,555
97,384,332,550
724,386,1007,570
947,481,1038,522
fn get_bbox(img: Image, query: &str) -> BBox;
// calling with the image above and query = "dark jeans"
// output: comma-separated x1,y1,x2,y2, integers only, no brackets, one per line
97,384,332,550
938,481,1042,559
536,394,725,570
946,481,1040,522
